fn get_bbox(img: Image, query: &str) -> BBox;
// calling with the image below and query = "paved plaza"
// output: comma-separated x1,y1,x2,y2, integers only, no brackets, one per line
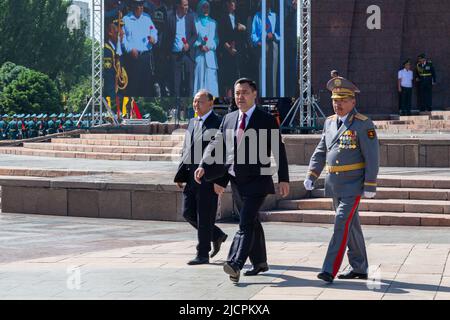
1,154,450,300
1,212,450,300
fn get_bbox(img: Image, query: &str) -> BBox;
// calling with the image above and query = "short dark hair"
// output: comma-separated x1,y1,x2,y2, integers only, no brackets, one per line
234,78,258,92
196,89,214,101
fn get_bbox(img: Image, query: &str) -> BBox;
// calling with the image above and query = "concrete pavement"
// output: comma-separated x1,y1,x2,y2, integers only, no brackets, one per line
1,213,450,300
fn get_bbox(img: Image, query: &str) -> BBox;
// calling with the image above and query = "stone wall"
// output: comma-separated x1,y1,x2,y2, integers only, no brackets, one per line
312,0,450,116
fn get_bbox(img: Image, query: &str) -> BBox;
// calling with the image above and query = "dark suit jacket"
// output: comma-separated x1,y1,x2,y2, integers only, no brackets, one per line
165,9,197,61
218,13,244,53
174,111,222,183
200,107,290,197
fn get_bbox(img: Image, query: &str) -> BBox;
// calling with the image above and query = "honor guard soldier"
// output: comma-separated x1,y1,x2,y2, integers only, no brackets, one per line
304,77,379,283
104,17,128,101
0,114,9,140
47,114,58,134
17,114,26,139
415,53,436,112
63,113,75,131
7,114,19,140
27,114,38,138
57,113,66,133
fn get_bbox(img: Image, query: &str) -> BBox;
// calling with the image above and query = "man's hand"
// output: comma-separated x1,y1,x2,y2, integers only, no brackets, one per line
148,36,156,45
237,23,246,32
194,168,205,184
131,49,139,59
279,182,290,198
201,45,209,53
176,182,184,189
267,32,274,40
363,191,376,199
214,184,225,195
303,179,314,191
183,43,190,51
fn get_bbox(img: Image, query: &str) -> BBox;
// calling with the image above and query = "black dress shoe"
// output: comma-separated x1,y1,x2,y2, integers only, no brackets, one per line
317,272,334,283
338,270,368,280
210,234,228,258
244,262,269,276
223,262,240,283
187,256,209,265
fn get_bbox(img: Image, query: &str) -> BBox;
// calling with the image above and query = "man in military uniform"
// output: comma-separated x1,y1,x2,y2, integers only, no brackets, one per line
104,17,128,102
47,114,58,134
304,77,379,283
7,114,19,140
37,114,47,136
27,114,38,138
63,113,75,132
415,53,436,112
0,114,9,140
57,113,66,133
17,114,27,139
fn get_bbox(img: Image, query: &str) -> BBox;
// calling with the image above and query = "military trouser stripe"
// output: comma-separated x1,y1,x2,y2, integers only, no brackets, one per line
332,195,361,278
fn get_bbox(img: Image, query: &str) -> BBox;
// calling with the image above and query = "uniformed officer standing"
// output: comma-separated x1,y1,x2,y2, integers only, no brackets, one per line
27,114,38,138
304,77,379,283
47,114,58,134
17,114,27,139
63,113,75,131
415,53,436,112
57,113,66,133
123,0,158,97
0,114,9,140
7,114,18,140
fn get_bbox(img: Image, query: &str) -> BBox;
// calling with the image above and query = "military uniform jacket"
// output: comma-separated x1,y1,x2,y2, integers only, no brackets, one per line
306,108,379,198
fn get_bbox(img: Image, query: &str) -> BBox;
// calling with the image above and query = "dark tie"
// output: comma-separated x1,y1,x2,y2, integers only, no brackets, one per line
337,119,343,129
237,113,247,145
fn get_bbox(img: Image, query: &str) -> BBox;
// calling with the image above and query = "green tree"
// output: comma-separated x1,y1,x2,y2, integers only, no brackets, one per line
136,98,168,123
0,65,60,114
0,0,90,91
66,76,91,112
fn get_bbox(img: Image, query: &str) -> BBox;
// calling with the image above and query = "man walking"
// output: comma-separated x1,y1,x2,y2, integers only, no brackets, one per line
304,77,379,283
195,78,290,283
174,89,228,265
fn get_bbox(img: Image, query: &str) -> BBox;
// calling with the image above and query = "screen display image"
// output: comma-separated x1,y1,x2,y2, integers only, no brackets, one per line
104,0,298,100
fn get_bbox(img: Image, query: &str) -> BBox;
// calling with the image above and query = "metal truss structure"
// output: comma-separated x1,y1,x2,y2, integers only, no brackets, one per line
281,0,325,132
77,0,118,128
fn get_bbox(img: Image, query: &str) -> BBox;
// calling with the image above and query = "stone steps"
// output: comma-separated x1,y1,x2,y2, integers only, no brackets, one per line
80,133,184,142
278,198,450,214
22,143,182,155
374,111,450,133
260,210,450,227
51,138,180,147
0,147,180,161
311,187,450,200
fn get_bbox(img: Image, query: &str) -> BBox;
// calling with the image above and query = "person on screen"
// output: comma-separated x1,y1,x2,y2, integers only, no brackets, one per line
193,0,219,97
166,0,197,97
218,0,247,98
122,0,158,97
251,0,280,97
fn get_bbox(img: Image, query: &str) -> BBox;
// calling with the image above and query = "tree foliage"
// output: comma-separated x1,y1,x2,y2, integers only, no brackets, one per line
0,62,60,114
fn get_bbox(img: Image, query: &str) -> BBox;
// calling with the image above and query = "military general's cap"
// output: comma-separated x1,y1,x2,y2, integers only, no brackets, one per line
417,53,426,59
327,77,360,100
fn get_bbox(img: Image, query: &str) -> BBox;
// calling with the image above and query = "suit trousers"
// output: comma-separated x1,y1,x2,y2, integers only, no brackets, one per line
322,195,368,277
227,182,267,269
182,174,225,258
171,52,194,98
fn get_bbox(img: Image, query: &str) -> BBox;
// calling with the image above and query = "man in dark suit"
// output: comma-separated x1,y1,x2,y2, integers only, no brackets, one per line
195,78,290,282
218,0,247,97
165,0,197,97
174,89,228,265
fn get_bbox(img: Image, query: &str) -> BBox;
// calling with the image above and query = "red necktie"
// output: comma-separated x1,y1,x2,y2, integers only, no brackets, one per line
237,113,247,145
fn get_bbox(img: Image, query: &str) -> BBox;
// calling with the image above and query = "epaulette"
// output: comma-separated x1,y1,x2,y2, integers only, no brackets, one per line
354,113,368,121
